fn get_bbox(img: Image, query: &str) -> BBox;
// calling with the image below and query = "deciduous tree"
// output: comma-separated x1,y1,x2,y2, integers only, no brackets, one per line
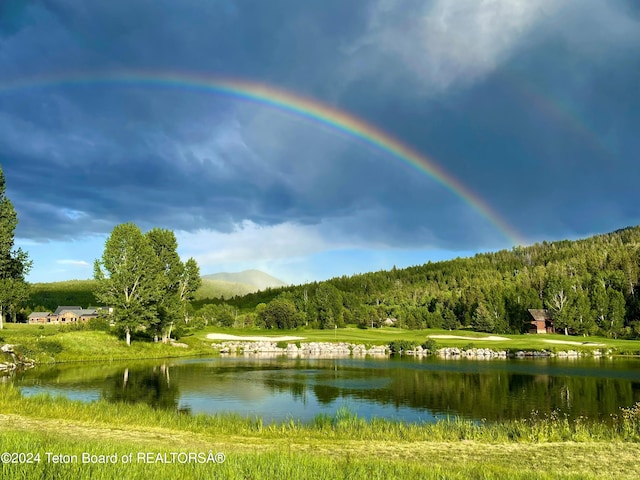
94,223,162,345
94,223,201,345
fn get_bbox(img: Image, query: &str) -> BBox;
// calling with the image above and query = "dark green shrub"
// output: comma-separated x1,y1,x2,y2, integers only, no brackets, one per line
276,341,289,349
388,340,415,355
87,317,111,331
421,338,439,353
172,323,186,340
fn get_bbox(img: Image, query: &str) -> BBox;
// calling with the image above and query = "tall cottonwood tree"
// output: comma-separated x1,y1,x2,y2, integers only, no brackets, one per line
94,223,161,345
145,228,200,342
0,165,31,329
94,223,200,345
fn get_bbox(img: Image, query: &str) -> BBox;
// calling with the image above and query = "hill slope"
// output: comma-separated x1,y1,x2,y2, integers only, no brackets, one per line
195,278,258,300
217,226,640,337
28,280,98,311
201,270,286,291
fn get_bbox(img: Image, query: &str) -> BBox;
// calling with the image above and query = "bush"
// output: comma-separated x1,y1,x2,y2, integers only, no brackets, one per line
276,341,289,349
172,323,186,340
421,338,439,353
60,323,86,333
87,317,111,332
388,340,415,355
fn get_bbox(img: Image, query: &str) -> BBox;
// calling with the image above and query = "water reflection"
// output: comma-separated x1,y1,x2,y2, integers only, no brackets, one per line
101,364,182,412
8,357,640,423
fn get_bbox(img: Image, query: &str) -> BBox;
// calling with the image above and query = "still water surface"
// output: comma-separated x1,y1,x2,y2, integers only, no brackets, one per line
9,356,640,423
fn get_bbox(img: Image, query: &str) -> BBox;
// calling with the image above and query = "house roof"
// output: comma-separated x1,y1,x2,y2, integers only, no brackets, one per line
28,312,51,318
54,306,82,315
57,308,98,316
528,309,552,321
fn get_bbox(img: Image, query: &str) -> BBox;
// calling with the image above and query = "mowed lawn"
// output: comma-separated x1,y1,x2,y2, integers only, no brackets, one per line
2,323,640,364
198,325,640,354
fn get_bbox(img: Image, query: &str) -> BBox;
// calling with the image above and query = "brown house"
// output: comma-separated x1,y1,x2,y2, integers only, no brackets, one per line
528,309,554,334
27,312,53,324
28,306,99,325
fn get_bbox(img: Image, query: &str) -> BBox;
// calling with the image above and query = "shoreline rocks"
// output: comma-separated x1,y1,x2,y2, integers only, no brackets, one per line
212,341,389,357
211,340,605,359
1,344,35,372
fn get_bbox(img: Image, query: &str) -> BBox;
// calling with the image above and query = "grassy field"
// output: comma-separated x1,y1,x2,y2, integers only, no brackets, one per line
1,387,639,479
197,325,640,354
2,323,640,364
0,324,213,363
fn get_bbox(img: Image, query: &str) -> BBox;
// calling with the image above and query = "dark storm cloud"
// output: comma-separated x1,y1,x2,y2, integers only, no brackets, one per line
1,0,639,250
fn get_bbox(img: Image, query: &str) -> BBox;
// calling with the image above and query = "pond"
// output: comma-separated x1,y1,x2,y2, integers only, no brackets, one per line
7,356,640,423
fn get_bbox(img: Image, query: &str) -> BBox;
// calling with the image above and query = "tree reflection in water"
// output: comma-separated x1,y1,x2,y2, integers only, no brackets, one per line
102,363,182,411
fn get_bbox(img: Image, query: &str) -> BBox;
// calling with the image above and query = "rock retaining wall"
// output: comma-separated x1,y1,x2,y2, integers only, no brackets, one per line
211,341,607,359
213,341,389,357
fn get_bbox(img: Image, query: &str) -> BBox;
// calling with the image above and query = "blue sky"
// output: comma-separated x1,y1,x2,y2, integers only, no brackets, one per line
2,0,639,285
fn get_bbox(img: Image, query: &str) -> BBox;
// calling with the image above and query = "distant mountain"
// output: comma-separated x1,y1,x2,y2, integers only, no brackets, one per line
201,270,287,291
195,279,258,300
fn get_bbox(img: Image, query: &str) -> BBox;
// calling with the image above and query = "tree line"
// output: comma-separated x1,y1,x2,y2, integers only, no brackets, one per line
195,227,640,338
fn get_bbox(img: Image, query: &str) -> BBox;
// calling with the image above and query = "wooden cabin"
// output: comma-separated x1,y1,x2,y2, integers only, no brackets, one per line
528,309,554,334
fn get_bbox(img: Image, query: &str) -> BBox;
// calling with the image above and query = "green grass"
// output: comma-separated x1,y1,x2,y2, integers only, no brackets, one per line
1,323,638,365
1,387,639,479
198,325,640,354
0,324,213,363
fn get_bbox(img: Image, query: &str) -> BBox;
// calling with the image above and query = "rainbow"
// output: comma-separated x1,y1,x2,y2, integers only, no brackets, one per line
500,70,611,160
0,71,525,245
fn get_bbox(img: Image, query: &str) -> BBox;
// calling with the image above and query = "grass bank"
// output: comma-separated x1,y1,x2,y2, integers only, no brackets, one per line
1,387,639,479
0,324,213,363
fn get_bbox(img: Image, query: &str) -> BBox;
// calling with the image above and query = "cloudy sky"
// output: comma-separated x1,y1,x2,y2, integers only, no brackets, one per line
2,0,639,284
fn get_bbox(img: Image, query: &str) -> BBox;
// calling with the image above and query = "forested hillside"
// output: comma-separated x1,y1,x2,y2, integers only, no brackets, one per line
203,226,640,337
28,280,99,312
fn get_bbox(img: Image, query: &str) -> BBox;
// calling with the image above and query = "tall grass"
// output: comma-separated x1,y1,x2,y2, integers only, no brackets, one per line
0,430,590,480
2,387,640,479
1,386,639,444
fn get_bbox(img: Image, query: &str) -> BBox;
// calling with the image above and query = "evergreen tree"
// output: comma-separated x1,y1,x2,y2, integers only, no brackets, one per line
0,165,32,329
